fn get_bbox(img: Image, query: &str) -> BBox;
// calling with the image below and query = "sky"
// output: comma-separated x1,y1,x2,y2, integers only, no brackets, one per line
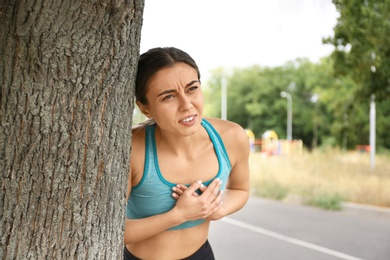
140,0,339,81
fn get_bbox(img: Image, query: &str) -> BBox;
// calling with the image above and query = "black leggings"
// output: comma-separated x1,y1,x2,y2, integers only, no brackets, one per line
124,240,215,260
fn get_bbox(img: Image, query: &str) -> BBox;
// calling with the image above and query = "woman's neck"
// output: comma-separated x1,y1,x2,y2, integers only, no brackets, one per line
154,124,208,158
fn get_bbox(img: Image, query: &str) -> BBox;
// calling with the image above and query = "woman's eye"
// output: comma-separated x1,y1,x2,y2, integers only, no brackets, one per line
187,86,198,92
162,95,174,101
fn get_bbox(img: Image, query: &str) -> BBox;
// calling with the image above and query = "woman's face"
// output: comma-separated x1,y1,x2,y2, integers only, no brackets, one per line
137,62,204,136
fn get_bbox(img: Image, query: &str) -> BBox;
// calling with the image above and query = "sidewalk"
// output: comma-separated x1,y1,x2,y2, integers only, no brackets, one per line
282,194,390,217
343,201,390,217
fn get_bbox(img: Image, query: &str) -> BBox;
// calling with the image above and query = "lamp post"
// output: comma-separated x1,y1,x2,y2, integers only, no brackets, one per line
280,91,292,141
370,94,376,170
221,77,227,120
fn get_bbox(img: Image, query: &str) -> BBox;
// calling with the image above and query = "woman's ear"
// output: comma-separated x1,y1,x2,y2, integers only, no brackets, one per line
136,101,152,118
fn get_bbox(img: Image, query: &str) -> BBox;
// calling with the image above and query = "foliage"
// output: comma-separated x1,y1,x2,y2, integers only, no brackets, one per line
323,0,390,149
203,56,389,151
204,60,330,149
253,179,289,200
302,191,342,211
324,0,390,102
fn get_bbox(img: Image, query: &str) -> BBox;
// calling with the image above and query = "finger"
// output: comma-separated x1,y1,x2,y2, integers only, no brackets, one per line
177,184,188,190
207,199,224,220
172,184,200,198
184,180,203,195
171,192,179,200
201,178,219,196
203,190,224,219
199,183,207,193
210,186,223,210
216,189,224,204
201,178,222,200
211,188,223,202
172,185,185,195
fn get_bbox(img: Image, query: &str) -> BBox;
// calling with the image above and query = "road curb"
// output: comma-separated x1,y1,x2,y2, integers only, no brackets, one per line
281,194,390,217
342,202,390,217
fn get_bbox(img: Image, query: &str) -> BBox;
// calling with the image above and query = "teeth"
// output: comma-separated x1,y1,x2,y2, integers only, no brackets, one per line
182,116,194,122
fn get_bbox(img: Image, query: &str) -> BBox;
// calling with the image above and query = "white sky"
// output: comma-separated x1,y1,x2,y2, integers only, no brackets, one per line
140,0,339,81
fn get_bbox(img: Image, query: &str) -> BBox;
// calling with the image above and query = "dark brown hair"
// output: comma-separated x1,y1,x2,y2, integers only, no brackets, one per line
135,47,201,105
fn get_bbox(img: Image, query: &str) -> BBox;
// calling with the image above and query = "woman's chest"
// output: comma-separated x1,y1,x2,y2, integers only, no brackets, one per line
157,148,219,184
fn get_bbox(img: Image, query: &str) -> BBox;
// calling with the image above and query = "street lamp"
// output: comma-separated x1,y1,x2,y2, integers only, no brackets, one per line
280,91,292,141
370,94,376,170
221,77,227,120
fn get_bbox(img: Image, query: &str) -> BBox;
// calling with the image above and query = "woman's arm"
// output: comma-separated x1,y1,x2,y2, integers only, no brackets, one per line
213,122,250,219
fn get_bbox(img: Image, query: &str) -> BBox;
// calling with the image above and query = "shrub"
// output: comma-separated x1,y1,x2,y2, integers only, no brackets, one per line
254,180,289,200
303,191,342,210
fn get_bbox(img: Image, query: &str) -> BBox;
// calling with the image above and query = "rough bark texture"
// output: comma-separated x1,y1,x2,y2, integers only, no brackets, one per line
0,0,144,259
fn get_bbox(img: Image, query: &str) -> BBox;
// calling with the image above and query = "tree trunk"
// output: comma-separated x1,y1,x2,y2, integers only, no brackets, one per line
0,1,144,259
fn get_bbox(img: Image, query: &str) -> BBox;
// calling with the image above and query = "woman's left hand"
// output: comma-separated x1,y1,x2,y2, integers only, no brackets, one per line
172,182,224,220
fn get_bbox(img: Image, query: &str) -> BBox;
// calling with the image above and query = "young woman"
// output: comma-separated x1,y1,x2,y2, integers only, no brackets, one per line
124,47,250,260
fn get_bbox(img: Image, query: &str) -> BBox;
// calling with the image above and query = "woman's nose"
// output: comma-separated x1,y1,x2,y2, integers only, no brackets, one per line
178,95,193,111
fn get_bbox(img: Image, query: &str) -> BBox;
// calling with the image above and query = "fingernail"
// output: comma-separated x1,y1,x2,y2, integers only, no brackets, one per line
172,187,176,191
197,180,202,184
200,184,205,188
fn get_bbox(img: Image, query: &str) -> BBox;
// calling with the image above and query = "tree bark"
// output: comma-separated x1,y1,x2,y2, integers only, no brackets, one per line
0,0,144,258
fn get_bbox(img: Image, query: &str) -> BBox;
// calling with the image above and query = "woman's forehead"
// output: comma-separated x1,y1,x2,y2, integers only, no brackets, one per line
148,63,198,88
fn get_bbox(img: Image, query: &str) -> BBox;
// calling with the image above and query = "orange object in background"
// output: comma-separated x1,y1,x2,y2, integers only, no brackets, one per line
262,130,279,155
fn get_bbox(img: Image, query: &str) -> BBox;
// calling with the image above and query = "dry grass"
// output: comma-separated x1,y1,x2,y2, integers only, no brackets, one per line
249,148,390,209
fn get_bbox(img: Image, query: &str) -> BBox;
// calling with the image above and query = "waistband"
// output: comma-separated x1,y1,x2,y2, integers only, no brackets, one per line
124,240,214,260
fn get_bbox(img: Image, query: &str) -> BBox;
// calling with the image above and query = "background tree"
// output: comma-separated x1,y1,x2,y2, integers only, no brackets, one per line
204,59,336,150
0,1,144,259
204,55,389,150
324,0,390,149
325,0,390,100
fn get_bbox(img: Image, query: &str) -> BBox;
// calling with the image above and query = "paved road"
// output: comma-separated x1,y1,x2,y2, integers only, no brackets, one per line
209,197,390,260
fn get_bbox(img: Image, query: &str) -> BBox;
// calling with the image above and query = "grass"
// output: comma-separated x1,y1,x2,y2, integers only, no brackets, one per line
249,148,390,210
252,179,289,200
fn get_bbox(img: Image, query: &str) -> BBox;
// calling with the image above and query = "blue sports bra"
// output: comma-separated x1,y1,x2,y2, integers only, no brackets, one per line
126,119,232,230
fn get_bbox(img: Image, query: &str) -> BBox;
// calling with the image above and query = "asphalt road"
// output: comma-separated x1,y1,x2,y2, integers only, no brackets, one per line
209,197,390,260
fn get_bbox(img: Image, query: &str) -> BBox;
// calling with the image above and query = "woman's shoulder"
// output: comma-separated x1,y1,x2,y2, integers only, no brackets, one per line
203,117,245,137
131,123,148,147
130,124,147,167
203,117,248,147
204,117,249,164
132,123,145,135
131,120,156,137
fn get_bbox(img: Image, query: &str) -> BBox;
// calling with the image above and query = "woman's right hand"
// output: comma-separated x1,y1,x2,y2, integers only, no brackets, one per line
172,178,223,222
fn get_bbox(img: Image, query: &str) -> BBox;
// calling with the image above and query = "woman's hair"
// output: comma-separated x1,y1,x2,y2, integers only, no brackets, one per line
135,47,201,105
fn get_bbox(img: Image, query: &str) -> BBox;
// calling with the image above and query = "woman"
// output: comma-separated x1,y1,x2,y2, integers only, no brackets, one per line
124,47,250,260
